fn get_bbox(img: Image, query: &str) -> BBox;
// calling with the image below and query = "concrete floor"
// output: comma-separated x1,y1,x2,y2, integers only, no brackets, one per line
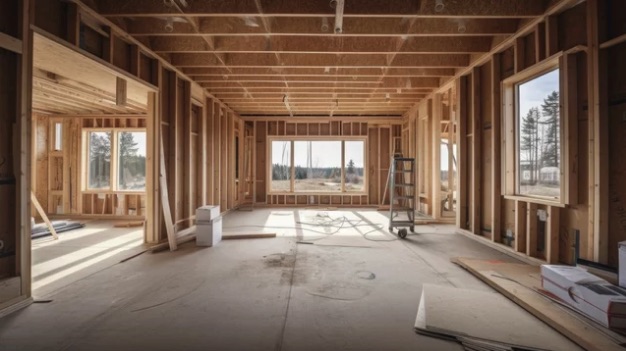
0,209,576,351
32,220,146,298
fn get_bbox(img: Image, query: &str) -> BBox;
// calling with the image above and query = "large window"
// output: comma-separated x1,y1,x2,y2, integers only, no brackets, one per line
270,139,366,193
86,130,146,191
516,69,560,199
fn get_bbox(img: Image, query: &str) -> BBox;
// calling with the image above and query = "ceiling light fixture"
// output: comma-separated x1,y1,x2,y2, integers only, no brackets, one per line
457,20,467,33
334,0,345,34
243,16,260,27
321,17,330,32
164,17,174,32
435,0,445,13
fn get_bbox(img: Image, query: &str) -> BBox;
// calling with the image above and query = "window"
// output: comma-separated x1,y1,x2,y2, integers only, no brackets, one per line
117,132,147,191
269,139,366,193
344,141,365,192
516,69,560,199
294,141,342,192
86,130,146,191
88,131,112,189
271,140,291,192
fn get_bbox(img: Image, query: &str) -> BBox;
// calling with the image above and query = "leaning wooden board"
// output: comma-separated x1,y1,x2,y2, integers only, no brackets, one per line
453,257,626,351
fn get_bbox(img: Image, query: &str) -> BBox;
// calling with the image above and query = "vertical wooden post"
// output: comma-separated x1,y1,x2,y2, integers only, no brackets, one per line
514,37,525,73
560,53,578,205
545,16,559,57
66,2,80,47
145,92,158,243
526,203,538,257
491,56,502,243
456,75,469,229
470,67,481,235
432,94,442,219
587,0,609,263
547,206,561,263
19,0,35,298
515,200,527,253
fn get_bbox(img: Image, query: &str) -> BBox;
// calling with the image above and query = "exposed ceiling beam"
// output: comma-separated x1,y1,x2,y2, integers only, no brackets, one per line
149,36,493,54
182,67,456,77
170,53,469,67
95,0,546,18
125,17,520,37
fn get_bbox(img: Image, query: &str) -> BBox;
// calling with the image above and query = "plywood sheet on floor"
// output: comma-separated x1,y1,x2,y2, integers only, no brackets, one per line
415,283,580,351
453,258,626,351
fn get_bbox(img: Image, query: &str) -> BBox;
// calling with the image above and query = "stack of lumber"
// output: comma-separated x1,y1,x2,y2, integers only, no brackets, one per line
452,258,626,351
415,284,580,351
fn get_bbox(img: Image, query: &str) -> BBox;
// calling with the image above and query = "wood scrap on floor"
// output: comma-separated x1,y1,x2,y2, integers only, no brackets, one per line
223,233,276,240
113,221,144,228
452,257,626,351
414,283,580,351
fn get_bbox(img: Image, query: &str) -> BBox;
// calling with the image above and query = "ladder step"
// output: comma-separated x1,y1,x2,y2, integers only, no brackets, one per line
391,208,413,212
394,196,414,200
394,183,415,187
394,157,415,161
394,170,414,173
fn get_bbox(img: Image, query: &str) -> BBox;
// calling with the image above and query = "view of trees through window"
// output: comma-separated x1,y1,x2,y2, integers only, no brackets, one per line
88,132,112,189
117,132,147,190
271,140,365,193
88,130,146,191
517,69,560,199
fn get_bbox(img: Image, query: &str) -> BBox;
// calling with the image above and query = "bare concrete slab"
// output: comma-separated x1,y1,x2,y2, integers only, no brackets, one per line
0,209,545,351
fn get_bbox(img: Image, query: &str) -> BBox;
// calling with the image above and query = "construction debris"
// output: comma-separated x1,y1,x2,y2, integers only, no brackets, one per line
414,284,581,351
452,257,626,351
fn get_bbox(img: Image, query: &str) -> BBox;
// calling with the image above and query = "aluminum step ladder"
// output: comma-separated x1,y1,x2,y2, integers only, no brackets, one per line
388,156,416,239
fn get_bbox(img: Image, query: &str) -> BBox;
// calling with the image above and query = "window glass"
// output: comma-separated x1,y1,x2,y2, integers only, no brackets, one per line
271,140,291,192
54,123,62,151
344,141,365,192
117,131,147,191
294,141,342,192
88,131,111,189
517,69,560,199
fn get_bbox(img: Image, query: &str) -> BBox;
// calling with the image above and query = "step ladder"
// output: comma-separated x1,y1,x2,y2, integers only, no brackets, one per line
388,156,416,239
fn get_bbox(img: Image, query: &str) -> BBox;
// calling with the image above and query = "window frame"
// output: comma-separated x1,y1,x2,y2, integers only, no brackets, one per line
501,53,578,207
267,136,367,195
82,127,147,194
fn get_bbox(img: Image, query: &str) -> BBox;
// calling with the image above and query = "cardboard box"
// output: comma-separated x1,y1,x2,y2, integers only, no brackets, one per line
196,205,220,222
541,265,626,329
619,241,626,288
196,216,222,247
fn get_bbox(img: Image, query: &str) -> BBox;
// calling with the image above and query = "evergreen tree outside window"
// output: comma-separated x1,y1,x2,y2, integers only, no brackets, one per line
86,130,146,191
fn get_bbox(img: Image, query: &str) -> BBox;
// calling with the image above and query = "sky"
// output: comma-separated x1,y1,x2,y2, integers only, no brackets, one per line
271,140,364,168
518,69,559,120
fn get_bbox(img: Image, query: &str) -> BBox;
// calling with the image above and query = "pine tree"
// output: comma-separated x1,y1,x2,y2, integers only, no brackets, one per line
540,91,560,169
346,159,355,174
118,132,139,188
520,107,540,183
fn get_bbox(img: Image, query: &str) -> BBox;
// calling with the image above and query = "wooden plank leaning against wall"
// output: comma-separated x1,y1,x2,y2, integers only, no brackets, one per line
402,0,626,268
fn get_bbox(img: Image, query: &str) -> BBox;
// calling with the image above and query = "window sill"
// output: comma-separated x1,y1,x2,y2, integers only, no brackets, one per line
502,195,565,208
268,192,368,196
